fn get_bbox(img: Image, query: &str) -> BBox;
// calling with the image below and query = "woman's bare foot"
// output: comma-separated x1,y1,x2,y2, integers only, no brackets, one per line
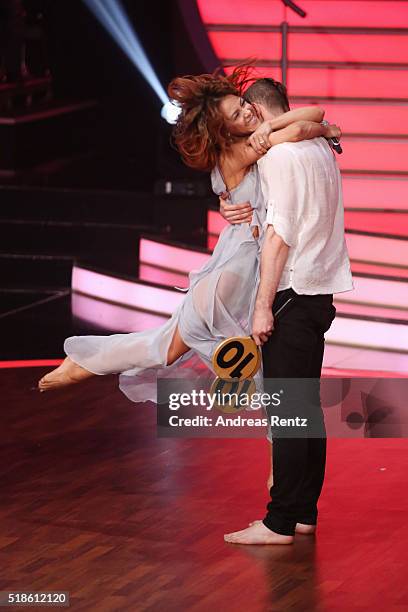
224,522,293,545
38,357,94,391
248,519,316,535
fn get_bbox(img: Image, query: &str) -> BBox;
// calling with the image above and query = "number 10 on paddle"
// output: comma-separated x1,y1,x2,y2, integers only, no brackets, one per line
212,336,261,380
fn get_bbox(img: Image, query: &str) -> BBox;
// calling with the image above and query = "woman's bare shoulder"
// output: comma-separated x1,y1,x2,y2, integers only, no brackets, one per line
221,140,259,175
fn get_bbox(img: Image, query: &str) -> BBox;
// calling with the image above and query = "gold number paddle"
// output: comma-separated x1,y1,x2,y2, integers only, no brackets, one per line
212,336,260,380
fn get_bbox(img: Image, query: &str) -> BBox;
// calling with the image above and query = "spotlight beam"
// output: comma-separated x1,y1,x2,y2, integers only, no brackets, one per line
83,0,168,104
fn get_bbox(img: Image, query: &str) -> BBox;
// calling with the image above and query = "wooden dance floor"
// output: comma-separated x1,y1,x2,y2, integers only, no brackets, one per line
2,366,408,611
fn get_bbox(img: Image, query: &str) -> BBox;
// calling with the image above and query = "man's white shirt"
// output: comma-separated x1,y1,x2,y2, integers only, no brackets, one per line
257,137,354,295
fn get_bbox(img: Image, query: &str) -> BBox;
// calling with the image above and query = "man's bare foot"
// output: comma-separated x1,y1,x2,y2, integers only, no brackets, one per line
224,522,293,545
267,441,273,491
248,519,316,535
38,357,94,391
295,523,316,535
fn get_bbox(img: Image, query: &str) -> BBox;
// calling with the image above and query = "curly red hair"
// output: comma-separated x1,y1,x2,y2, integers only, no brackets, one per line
168,65,253,172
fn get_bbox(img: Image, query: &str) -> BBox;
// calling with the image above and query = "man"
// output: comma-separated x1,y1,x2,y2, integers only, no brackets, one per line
221,78,353,545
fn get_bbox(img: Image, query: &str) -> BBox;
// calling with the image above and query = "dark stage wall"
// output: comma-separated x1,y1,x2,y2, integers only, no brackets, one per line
40,0,208,185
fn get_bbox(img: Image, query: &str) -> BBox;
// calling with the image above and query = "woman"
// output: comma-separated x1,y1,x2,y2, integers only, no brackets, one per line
38,68,339,398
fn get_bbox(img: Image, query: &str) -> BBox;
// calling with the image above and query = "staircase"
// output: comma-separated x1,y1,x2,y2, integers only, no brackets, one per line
195,0,408,372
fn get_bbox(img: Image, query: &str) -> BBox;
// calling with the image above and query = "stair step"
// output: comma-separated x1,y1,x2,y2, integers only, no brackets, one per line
0,186,153,223
344,211,408,237
0,253,73,289
0,187,210,237
334,301,408,322
0,219,142,258
0,288,62,316
351,261,408,280
342,174,408,210
0,100,99,169
138,258,408,312
140,257,408,285
71,265,184,316
71,292,168,333
206,232,408,267
345,232,408,267
224,64,408,99
323,344,408,373
139,236,210,275
207,210,408,267
208,208,408,237
326,313,408,353
208,30,408,64
198,1,408,28
337,137,408,173
208,231,408,267
139,263,190,288
292,100,408,137
138,237,408,308
337,272,408,311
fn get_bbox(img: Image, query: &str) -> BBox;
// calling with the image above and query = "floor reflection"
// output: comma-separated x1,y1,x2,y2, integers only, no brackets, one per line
235,536,319,611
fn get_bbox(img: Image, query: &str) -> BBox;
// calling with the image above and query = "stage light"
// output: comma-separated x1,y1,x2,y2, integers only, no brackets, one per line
161,100,182,124
83,0,174,121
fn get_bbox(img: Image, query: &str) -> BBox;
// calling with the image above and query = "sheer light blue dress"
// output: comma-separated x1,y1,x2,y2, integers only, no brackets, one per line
64,164,267,402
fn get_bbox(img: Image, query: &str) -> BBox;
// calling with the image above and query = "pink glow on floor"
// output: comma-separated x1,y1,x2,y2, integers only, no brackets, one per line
0,359,63,369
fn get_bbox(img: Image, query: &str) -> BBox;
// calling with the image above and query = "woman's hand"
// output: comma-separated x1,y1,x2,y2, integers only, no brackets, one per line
219,193,253,225
247,120,274,155
322,123,342,140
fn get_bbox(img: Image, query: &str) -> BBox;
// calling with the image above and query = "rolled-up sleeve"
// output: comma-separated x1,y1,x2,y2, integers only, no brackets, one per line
261,146,303,248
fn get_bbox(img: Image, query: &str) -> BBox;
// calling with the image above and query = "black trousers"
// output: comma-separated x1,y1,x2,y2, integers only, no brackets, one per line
262,288,336,536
